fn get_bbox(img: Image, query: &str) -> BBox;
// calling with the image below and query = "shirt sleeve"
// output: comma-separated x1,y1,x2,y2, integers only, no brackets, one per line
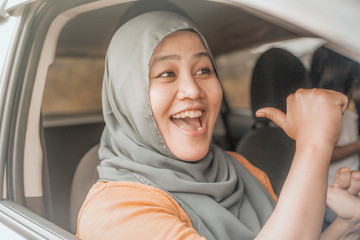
77,181,206,240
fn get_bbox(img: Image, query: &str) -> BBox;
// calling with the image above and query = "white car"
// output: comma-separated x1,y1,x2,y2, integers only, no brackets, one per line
1,0,359,238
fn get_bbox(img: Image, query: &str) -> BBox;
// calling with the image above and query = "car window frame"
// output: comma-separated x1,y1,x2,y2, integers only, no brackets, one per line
0,1,83,238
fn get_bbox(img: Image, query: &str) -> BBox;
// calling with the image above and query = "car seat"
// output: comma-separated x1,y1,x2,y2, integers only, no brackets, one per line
236,48,306,196
69,144,100,234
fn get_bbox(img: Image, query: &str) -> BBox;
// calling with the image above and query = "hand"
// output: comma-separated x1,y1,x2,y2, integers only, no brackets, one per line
326,167,360,236
256,88,348,147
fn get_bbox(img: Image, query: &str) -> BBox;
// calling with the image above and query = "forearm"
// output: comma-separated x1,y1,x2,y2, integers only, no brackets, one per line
256,142,332,240
331,140,360,162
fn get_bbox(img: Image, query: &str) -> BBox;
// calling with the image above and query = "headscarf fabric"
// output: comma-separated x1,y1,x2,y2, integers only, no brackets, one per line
98,11,275,240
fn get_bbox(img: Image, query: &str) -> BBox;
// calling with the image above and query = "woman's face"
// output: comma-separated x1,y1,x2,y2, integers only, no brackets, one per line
149,30,222,161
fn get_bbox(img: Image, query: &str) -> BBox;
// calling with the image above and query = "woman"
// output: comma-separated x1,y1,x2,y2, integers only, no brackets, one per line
77,11,360,239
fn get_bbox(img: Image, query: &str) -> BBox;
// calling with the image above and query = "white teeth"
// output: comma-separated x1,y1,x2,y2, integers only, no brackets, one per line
171,110,202,119
197,127,203,131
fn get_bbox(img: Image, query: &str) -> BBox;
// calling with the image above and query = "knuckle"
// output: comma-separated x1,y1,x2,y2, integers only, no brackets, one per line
351,170,360,180
338,167,351,174
265,111,273,120
295,88,305,96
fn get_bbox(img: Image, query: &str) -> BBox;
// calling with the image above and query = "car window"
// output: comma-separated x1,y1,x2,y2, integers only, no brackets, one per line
42,57,104,116
216,49,257,110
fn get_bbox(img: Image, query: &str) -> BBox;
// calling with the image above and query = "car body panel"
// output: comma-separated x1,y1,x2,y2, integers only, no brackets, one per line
0,200,77,239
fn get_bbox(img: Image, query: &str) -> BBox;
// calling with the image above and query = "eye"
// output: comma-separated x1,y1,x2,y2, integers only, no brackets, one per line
158,71,176,78
195,67,211,75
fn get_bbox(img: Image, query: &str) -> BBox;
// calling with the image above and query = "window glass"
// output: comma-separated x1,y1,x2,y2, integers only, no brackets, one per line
216,49,258,109
42,57,104,116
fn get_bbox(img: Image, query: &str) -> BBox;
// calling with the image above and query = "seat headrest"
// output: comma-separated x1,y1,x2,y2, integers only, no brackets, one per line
309,46,360,95
251,48,306,124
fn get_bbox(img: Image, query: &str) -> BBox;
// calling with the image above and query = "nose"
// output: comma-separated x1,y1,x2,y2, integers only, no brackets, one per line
176,73,205,100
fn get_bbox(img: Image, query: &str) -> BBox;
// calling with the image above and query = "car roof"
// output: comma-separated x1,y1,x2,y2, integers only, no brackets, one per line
47,0,360,62
55,0,296,58
236,0,360,61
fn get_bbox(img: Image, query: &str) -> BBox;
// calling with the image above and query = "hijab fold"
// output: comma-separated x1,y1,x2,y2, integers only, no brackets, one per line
98,11,275,240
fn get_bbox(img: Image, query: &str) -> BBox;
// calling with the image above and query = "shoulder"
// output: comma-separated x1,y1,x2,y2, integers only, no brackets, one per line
77,181,204,240
80,181,188,219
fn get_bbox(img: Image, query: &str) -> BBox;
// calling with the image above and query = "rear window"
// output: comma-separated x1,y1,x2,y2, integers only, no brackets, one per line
42,57,104,116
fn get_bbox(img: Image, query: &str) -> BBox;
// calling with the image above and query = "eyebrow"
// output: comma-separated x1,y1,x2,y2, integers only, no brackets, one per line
150,51,210,68
194,52,210,59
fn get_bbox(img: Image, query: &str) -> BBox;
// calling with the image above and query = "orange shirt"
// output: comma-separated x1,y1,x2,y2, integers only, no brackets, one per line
77,152,277,239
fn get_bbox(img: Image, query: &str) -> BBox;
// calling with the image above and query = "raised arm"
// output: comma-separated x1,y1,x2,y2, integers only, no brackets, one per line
255,88,348,240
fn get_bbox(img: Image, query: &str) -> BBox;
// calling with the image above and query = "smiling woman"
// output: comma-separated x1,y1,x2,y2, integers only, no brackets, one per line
77,11,276,240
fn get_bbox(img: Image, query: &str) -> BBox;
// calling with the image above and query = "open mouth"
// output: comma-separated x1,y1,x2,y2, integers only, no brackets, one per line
170,110,203,131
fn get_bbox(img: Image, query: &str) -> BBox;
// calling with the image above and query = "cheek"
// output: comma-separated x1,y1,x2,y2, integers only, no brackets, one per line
149,83,175,133
215,82,223,106
206,79,223,110
149,84,165,124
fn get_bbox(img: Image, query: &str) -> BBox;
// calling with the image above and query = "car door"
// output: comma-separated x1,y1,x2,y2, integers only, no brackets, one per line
0,0,78,238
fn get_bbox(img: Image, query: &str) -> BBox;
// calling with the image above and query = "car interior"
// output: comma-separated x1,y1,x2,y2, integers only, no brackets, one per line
9,0,359,236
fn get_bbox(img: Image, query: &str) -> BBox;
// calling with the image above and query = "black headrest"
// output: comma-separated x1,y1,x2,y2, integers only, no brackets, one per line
251,48,306,124
309,46,360,95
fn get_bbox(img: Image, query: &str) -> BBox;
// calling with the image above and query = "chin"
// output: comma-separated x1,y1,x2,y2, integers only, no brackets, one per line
173,145,209,162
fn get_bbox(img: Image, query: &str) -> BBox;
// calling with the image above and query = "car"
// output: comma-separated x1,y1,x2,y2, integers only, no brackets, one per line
1,0,360,238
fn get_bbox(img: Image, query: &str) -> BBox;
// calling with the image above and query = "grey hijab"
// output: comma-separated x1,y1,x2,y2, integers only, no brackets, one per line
98,11,275,240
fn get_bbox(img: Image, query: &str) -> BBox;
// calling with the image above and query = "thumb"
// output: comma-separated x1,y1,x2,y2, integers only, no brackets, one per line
326,186,354,219
256,107,286,130
339,95,349,114
327,89,348,114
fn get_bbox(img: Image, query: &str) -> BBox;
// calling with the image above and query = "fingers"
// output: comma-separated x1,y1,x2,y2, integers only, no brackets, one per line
348,171,360,196
332,167,360,196
332,167,351,189
327,169,360,221
256,89,348,145
340,98,349,114
326,186,355,219
324,89,349,113
335,91,349,114
256,107,286,129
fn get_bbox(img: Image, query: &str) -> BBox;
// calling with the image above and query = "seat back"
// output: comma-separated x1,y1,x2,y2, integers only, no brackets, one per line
236,127,295,195
69,144,100,233
236,48,306,195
